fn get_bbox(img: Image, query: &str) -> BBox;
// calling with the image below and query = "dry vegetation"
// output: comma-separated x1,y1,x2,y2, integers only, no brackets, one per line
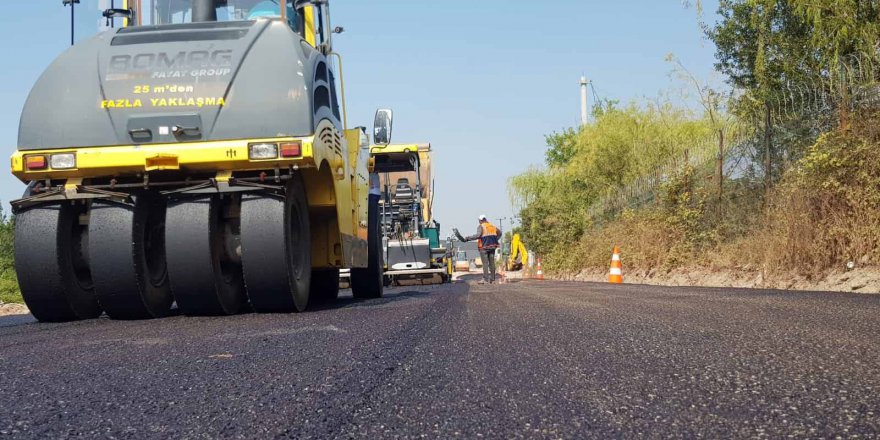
539,122,880,286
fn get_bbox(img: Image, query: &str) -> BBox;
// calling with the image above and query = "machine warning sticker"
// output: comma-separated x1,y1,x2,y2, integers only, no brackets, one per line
101,84,226,109
101,97,226,109
101,50,235,110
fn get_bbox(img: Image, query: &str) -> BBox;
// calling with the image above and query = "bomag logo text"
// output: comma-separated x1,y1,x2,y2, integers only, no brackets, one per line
109,50,233,72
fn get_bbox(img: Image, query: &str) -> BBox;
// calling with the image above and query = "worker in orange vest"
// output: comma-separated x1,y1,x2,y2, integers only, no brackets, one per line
455,215,502,284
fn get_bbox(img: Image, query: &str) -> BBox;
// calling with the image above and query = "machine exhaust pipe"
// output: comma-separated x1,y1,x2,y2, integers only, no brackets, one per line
192,0,217,22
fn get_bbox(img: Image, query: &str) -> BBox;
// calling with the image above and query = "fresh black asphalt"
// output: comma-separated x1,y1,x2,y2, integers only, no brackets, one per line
0,280,878,438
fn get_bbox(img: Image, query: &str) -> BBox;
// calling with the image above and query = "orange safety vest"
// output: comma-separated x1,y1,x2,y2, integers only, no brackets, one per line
478,222,500,250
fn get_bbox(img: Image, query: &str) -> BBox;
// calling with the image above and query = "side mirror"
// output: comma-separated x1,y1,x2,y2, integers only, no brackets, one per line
373,108,393,145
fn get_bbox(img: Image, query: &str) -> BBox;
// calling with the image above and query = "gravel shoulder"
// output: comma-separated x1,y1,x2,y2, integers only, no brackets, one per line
570,266,880,293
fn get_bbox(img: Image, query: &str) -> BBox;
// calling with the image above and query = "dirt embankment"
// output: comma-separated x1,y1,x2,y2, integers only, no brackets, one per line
563,266,880,293
0,302,28,317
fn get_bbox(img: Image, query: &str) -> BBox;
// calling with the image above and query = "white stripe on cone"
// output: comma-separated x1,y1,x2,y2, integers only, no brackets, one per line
609,267,622,275
612,254,621,261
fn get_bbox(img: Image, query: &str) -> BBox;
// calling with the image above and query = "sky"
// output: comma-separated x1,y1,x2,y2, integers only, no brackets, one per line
0,0,721,237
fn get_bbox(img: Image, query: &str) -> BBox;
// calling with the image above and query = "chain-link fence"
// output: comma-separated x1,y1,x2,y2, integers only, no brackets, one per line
585,131,746,221
586,54,880,225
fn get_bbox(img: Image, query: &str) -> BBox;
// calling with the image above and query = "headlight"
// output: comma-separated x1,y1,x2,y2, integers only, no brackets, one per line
50,153,77,169
248,143,278,160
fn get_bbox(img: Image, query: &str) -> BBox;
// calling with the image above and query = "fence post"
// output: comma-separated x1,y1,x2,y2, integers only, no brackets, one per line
683,149,690,189
764,102,773,205
717,129,724,210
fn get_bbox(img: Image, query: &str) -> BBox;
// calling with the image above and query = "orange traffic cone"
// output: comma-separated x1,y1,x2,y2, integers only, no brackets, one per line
608,247,623,284
535,258,545,280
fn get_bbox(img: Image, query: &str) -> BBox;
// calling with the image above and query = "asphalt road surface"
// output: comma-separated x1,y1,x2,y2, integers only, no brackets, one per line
1,279,878,439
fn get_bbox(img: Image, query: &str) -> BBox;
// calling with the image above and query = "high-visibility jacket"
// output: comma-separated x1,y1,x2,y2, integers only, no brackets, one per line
478,222,501,250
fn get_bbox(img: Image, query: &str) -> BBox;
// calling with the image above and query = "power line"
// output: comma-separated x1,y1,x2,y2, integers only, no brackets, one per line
589,81,605,113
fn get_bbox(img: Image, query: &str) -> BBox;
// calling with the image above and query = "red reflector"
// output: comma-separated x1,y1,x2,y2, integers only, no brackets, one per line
25,155,47,170
280,142,302,158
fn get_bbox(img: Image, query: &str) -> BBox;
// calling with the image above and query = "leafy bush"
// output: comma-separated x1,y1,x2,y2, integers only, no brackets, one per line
509,102,717,260
0,204,20,304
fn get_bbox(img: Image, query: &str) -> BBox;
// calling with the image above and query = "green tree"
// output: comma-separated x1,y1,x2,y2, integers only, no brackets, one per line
790,0,880,70
708,0,841,180
710,0,817,98
710,0,880,126
544,128,579,168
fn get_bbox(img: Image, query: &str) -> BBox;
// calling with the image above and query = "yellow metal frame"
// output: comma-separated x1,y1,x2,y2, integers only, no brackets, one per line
10,137,316,181
369,143,430,155
10,128,371,269
303,6,317,47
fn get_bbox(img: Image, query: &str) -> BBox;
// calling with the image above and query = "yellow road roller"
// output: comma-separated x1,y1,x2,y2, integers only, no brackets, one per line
10,0,388,321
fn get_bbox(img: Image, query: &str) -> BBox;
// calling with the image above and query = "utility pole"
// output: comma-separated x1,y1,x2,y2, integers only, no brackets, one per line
497,216,517,261
63,0,80,46
580,75,589,126
498,217,508,247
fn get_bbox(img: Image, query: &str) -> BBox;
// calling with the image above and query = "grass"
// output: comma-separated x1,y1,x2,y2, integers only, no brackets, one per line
0,204,21,304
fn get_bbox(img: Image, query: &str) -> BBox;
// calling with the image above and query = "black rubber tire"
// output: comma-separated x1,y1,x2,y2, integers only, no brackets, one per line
240,176,311,312
310,268,340,304
166,196,246,316
352,195,384,299
14,203,102,322
89,195,173,320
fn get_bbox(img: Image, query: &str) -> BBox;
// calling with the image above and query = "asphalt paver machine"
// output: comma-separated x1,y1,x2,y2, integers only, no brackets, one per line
371,144,451,285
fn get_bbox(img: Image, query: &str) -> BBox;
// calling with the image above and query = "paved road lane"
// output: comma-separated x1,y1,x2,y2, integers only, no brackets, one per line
0,281,878,438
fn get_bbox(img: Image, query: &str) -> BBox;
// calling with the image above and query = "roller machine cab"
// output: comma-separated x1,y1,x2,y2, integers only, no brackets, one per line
10,0,388,321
